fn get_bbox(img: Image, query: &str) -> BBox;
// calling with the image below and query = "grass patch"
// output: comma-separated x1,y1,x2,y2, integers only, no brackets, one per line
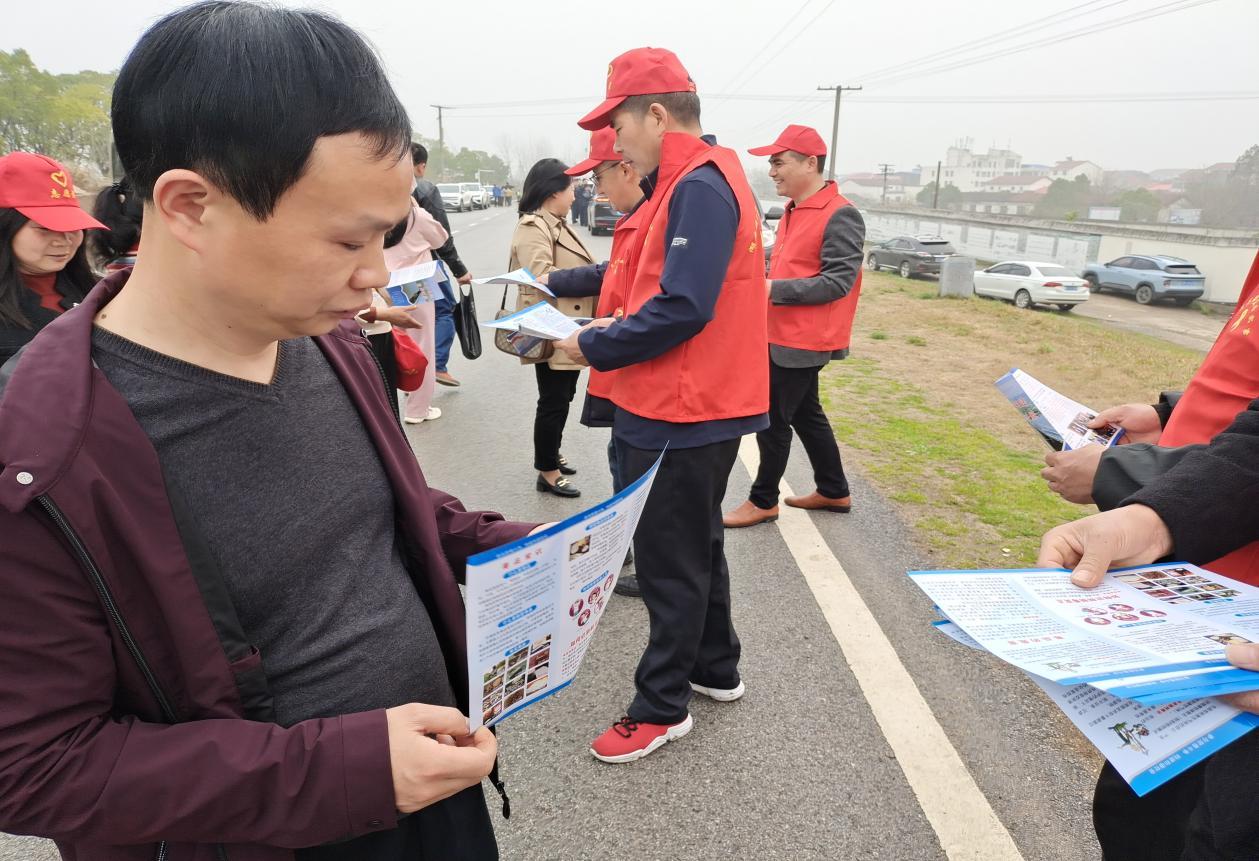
821,270,1203,568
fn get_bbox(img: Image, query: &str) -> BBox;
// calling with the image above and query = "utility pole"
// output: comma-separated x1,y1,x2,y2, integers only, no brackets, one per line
878,163,894,204
932,159,942,209
431,104,451,179
816,84,862,181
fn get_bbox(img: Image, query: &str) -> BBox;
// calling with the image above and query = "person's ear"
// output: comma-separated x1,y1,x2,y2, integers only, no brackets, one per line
648,103,668,135
150,169,220,254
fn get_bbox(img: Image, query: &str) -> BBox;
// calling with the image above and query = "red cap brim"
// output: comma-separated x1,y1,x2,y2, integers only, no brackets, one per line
747,144,788,156
17,205,107,232
565,157,602,177
577,95,626,131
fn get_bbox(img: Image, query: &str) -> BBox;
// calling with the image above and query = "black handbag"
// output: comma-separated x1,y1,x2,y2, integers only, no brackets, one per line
453,282,483,360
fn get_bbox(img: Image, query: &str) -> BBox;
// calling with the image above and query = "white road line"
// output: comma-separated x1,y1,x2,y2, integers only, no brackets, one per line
738,437,1024,861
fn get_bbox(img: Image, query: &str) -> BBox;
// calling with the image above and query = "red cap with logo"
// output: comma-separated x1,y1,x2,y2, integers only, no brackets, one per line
747,124,828,158
565,128,621,176
578,47,697,131
0,152,107,232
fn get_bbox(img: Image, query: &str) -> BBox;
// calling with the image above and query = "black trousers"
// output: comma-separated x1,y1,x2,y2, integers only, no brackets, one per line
295,785,497,860
749,361,849,509
1095,730,1259,861
617,437,742,724
368,331,399,395
533,364,580,471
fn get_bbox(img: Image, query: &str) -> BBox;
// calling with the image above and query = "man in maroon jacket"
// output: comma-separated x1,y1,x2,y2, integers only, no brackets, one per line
0,4,535,860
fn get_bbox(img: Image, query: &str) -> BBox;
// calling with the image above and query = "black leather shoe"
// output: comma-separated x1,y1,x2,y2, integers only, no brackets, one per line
537,475,581,498
622,546,634,568
557,456,577,476
614,574,641,598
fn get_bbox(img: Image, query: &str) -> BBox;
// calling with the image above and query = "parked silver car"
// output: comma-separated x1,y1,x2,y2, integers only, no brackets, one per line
1081,255,1205,306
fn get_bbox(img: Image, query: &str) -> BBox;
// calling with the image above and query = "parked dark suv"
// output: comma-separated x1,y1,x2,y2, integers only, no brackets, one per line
867,235,957,277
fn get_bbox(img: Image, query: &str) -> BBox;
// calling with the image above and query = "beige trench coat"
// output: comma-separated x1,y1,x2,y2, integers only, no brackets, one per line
507,208,597,369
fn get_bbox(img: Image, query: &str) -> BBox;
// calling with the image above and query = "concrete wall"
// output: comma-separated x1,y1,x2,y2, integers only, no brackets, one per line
859,205,1259,304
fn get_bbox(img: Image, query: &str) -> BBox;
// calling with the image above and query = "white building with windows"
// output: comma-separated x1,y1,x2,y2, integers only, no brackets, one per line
920,142,1023,193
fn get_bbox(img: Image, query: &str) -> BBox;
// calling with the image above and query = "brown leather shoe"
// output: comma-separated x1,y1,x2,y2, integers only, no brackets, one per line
784,491,852,513
723,500,779,529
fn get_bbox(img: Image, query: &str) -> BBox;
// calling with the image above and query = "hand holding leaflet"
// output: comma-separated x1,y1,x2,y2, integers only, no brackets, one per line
472,267,556,297
465,453,663,730
483,301,584,341
995,368,1123,451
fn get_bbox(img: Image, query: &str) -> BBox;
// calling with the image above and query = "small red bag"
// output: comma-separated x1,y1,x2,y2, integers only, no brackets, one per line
391,329,428,392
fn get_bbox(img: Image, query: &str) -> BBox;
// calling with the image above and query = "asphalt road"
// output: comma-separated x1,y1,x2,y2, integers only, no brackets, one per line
1071,291,1226,353
3,205,1105,861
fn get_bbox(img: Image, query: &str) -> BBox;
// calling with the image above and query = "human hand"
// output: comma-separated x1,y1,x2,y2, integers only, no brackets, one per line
375,305,422,328
1041,445,1105,504
554,317,616,366
457,273,473,286
386,703,497,814
1220,645,1259,714
1090,404,1161,445
1037,504,1173,588
537,273,549,286
529,522,557,535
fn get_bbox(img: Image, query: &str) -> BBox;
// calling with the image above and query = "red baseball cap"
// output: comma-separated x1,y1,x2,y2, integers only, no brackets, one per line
578,47,697,131
565,128,621,176
0,152,107,232
748,125,828,158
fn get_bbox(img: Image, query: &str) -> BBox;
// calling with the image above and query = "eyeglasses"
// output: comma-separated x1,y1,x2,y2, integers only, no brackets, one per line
592,162,621,187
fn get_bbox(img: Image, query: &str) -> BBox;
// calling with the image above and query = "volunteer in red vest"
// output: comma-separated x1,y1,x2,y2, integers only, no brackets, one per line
722,124,866,529
554,47,769,763
540,126,648,594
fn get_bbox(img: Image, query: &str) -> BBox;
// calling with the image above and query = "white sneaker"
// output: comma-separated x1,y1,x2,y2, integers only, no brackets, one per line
402,406,442,425
690,680,746,702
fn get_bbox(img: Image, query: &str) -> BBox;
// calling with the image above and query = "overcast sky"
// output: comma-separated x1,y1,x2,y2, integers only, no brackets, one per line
5,0,1258,179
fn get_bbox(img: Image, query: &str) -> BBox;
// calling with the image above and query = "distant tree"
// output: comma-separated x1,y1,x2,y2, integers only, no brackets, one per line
0,49,114,179
415,135,510,184
1187,143,1259,228
1113,188,1161,223
1033,176,1092,219
916,182,961,209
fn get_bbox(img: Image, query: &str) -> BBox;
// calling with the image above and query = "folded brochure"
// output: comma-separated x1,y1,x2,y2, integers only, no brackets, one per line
482,300,585,341
995,368,1122,451
465,452,662,730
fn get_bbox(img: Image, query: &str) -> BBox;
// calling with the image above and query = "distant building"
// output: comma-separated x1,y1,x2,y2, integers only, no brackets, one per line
840,171,921,204
960,191,1042,216
1102,170,1152,191
920,141,1023,192
981,174,1052,194
1048,158,1104,185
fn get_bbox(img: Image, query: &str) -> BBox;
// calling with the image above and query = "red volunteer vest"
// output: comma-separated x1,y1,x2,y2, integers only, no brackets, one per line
587,202,649,399
1158,251,1259,582
606,133,769,423
767,182,862,351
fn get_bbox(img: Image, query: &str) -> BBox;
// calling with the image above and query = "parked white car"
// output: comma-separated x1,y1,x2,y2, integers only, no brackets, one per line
461,182,487,210
438,182,473,212
973,261,1091,311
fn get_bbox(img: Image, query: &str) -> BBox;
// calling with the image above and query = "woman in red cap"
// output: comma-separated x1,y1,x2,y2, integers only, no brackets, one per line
0,152,106,363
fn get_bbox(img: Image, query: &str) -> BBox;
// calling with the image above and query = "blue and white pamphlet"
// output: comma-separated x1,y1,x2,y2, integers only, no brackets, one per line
934,619,1259,796
472,267,556,296
465,454,662,730
995,368,1123,451
482,301,585,341
386,259,452,306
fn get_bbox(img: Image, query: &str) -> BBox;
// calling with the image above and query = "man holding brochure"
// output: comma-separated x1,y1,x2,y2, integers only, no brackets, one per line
723,124,865,529
554,47,769,763
1039,397,1259,861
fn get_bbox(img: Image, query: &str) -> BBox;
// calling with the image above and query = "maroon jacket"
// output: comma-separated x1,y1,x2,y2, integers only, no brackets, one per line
0,271,536,860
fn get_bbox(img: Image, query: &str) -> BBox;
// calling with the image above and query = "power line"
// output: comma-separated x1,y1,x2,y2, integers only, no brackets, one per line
446,91,1259,119
711,0,818,102
852,0,1131,83
715,0,837,100
864,0,1226,88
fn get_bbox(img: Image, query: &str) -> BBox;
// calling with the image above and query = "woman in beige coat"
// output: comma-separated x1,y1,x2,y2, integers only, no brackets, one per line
509,157,597,498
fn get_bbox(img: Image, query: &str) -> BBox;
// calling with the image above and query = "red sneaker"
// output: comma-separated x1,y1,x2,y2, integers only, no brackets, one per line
590,714,693,763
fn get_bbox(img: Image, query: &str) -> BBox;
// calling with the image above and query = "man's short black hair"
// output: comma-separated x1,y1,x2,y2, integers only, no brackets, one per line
617,92,701,127
411,142,428,166
113,1,411,220
787,150,826,176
